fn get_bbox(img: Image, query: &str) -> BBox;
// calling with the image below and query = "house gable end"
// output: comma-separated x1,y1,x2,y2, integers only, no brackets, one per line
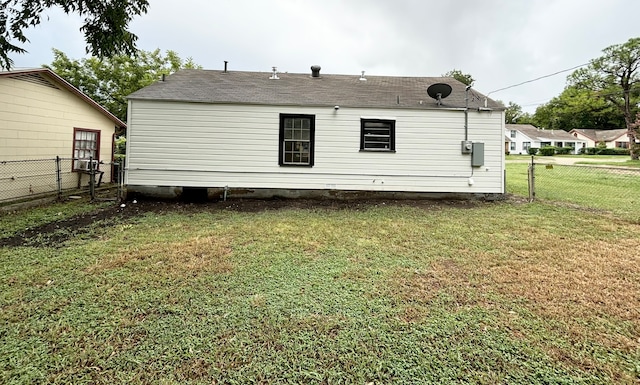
0,69,126,129
12,73,61,90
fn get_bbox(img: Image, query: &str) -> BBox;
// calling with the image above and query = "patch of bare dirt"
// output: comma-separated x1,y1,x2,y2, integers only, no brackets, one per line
0,200,159,248
0,197,490,248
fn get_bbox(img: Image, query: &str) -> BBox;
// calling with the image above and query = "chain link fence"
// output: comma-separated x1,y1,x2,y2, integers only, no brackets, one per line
524,158,640,222
0,157,124,204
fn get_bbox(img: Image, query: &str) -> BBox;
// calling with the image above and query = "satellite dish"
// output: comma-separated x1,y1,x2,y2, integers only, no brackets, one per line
427,83,452,105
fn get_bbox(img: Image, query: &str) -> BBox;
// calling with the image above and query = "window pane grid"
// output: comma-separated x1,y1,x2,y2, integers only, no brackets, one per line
73,129,99,170
282,117,312,165
283,139,310,164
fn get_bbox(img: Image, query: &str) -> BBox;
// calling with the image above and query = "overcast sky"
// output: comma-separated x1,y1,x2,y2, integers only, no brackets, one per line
10,0,640,113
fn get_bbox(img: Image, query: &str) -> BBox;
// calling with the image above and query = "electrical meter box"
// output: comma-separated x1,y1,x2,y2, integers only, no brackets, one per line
471,142,484,167
461,140,473,154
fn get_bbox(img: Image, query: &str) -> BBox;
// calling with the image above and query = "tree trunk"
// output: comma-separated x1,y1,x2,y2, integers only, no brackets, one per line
628,128,638,160
622,87,639,160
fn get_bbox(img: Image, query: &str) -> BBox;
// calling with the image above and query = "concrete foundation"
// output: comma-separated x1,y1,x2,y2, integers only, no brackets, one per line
125,185,505,202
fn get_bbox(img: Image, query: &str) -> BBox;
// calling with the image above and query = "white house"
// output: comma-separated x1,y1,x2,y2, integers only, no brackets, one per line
125,67,505,199
505,124,586,155
568,128,629,149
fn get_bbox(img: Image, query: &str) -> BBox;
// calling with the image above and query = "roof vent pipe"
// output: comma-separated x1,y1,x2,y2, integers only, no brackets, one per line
224,61,228,73
311,65,321,78
269,66,279,80
359,71,367,81
162,73,165,81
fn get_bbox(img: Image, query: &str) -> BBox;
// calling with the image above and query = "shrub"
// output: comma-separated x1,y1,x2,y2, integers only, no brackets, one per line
597,147,630,155
584,147,599,155
528,147,539,155
555,147,573,155
539,146,557,156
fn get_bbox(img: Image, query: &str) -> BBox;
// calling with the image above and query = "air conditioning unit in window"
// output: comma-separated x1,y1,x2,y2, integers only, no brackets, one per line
77,159,99,171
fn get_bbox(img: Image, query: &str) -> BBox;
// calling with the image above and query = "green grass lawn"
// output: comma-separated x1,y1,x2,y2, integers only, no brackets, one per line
1,200,639,384
506,154,637,164
506,162,640,222
574,159,640,168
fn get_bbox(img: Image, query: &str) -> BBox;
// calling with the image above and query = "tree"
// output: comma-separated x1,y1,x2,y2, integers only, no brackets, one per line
569,37,640,159
496,100,535,125
46,48,201,123
500,101,524,124
442,69,474,86
0,0,149,70
532,85,625,130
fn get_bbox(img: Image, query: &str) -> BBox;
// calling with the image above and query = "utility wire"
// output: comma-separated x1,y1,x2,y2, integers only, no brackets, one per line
487,63,590,96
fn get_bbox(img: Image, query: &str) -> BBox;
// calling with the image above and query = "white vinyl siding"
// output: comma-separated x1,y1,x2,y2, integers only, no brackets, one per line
126,101,504,193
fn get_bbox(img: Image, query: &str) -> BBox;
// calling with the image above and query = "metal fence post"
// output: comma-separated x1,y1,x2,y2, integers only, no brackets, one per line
115,162,122,201
528,155,535,202
120,159,126,201
89,156,95,200
56,156,62,200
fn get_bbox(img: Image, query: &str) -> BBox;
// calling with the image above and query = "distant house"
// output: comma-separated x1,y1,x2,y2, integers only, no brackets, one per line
505,124,586,155
0,68,126,200
126,67,505,199
568,128,629,149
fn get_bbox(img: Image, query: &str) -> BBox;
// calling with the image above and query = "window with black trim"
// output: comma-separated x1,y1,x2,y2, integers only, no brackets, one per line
360,119,395,151
279,114,315,166
73,128,100,170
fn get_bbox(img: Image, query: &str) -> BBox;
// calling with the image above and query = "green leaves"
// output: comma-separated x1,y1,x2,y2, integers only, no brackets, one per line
0,0,150,70
45,48,202,122
442,69,475,87
533,85,626,130
565,37,640,158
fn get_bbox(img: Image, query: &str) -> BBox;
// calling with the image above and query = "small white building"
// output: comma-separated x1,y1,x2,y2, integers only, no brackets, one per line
568,128,629,149
505,124,586,155
126,67,505,199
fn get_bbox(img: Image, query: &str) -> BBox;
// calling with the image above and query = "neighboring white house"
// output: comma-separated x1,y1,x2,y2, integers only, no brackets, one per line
568,128,629,149
0,68,126,201
505,124,586,155
126,67,505,199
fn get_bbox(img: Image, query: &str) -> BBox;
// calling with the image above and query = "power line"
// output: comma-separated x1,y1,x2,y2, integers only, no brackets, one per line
487,63,590,96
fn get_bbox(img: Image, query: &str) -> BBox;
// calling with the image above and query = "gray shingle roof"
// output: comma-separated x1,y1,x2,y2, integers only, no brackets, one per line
570,128,628,142
128,69,504,110
506,124,581,142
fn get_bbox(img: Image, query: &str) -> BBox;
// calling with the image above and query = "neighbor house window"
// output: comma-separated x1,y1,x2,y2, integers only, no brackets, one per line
510,142,516,151
510,130,517,138
279,114,315,166
72,128,100,170
616,141,629,148
360,118,395,151
523,142,531,151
